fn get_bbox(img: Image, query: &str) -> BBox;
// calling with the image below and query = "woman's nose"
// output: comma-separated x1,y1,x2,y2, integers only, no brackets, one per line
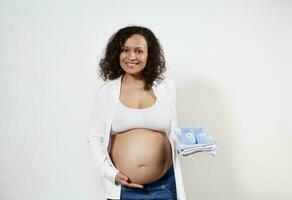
128,51,136,60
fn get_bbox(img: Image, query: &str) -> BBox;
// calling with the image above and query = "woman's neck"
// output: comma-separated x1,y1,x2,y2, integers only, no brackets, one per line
122,73,145,88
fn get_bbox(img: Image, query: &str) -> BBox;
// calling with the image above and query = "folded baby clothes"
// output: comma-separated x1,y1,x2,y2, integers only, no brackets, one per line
174,125,217,156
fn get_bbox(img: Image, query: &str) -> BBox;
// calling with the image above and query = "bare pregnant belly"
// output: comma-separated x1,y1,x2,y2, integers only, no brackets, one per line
109,128,173,185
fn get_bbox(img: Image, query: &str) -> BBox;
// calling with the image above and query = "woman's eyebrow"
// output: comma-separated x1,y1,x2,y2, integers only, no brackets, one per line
123,45,145,49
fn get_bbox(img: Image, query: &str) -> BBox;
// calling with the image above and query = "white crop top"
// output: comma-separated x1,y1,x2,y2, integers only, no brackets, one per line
111,97,171,134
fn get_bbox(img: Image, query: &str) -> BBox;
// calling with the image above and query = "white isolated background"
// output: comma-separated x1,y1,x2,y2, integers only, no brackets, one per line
0,0,291,200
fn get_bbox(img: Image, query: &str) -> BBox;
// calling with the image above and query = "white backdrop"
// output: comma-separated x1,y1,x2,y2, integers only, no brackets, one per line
0,0,291,200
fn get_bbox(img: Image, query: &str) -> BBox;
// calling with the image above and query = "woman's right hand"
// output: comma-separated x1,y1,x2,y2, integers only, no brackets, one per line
115,171,144,189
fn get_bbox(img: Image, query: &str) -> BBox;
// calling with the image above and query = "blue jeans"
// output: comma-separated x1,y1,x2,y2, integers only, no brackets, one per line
118,165,177,200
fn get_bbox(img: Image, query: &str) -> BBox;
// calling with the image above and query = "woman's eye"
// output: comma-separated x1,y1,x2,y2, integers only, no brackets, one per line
122,49,128,52
136,50,143,54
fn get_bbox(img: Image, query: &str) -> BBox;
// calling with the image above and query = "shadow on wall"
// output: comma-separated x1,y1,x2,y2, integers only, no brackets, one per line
176,77,240,200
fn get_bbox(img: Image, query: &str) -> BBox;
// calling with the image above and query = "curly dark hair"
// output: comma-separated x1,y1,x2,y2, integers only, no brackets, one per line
99,25,166,91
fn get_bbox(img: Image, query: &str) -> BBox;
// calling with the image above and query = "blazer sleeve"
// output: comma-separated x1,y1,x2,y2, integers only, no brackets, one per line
88,85,119,184
166,80,181,145
166,80,178,126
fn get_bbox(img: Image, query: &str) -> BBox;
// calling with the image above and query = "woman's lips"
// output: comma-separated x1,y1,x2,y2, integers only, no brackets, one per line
126,62,139,68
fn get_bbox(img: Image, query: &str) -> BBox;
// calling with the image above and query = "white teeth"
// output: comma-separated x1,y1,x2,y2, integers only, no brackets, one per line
127,63,138,67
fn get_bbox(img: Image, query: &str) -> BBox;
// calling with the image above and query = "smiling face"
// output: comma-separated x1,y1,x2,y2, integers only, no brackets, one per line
119,34,148,78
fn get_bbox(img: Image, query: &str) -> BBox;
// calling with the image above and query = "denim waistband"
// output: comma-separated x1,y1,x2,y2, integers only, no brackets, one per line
142,164,175,189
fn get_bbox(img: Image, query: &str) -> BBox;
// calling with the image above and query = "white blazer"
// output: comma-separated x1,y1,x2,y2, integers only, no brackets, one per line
88,75,187,200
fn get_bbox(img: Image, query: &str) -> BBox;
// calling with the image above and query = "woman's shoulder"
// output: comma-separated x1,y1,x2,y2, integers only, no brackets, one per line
94,80,111,95
165,79,175,86
94,77,121,96
96,77,118,88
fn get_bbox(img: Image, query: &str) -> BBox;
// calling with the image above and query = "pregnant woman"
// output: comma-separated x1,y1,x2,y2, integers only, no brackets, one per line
88,26,187,200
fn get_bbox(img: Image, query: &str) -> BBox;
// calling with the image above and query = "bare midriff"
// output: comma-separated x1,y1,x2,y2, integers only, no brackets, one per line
109,128,173,185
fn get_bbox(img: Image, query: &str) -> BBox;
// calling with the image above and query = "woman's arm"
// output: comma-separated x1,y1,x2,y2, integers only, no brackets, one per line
167,80,181,146
165,80,179,126
88,85,119,184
